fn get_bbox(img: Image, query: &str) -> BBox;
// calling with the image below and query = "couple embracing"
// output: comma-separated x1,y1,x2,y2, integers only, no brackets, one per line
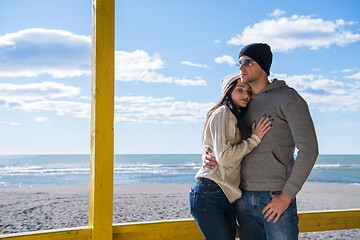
190,43,319,240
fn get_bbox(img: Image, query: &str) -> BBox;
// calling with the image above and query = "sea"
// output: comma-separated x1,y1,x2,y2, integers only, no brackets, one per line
0,154,359,188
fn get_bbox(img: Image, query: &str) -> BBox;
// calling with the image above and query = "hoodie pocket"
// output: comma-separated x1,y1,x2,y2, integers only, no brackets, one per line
268,152,287,180
271,151,287,168
243,152,287,182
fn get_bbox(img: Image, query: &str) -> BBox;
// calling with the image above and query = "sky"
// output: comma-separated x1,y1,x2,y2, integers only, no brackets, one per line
0,0,359,155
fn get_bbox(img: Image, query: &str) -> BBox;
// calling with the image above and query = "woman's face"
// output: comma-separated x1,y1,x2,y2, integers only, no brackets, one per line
231,81,251,108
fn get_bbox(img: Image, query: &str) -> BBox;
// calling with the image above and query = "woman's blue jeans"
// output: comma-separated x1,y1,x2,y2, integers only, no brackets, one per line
189,178,236,240
236,189,299,240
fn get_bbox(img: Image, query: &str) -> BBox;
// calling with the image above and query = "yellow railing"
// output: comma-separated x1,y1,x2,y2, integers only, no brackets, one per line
113,209,360,239
0,227,91,240
298,209,360,232
1,209,360,239
1,0,359,240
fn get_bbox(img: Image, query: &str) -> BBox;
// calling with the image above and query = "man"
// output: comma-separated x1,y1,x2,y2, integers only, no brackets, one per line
203,43,318,239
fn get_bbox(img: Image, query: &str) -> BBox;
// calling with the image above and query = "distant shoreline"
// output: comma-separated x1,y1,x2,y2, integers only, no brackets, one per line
1,154,359,188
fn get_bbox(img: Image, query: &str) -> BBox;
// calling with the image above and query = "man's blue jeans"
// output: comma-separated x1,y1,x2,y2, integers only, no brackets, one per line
236,189,299,240
189,178,236,240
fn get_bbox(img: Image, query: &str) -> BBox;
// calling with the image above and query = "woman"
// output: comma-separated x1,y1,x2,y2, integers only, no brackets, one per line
189,73,272,240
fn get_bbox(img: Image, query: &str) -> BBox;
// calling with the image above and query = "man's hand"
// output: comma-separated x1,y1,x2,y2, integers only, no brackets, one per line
262,192,292,223
202,147,219,169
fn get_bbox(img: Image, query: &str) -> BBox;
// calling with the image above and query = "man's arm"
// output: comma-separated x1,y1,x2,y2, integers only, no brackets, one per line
281,96,319,198
262,94,319,223
202,147,218,169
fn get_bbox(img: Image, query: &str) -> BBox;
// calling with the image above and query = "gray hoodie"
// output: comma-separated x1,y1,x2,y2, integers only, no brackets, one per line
240,79,319,198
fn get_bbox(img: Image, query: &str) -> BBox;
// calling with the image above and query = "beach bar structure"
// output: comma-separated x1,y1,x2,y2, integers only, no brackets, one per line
1,0,360,239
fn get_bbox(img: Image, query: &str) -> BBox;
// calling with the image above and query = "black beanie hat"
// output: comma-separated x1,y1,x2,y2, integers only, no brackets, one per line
238,43,272,76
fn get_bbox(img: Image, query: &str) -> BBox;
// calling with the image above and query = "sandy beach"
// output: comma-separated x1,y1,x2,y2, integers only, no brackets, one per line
0,182,359,239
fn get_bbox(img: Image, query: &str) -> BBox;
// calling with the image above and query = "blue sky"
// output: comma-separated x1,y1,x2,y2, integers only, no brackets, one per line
0,0,359,154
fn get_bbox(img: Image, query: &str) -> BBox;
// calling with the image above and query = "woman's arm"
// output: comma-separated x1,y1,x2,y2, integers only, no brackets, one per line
206,108,271,166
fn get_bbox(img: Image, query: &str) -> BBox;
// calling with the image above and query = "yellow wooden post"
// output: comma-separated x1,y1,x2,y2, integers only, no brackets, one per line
89,0,115,240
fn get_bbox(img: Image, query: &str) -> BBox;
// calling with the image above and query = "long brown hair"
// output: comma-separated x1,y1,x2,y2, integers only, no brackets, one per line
203,80,250,142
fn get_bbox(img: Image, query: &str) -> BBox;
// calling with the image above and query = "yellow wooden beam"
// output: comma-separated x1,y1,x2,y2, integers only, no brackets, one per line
1,209,359,240
112,219,203,240
111,209,360,239
299,208,360,233
0,227,91,240
89,0,115,240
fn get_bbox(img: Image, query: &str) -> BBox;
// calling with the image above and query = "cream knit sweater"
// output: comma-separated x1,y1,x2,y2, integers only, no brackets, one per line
195,105,261,203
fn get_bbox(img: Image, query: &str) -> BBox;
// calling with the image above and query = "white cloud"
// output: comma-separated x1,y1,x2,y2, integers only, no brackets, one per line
0,81,213,123
341,68,354,73
0,82,87,118
35,117,49,122
115,50,206,86
114,96,215,124
79,96,91,100
269,9,286,17
0,28,91,78
214,55,236,66
0,82,80,102
17,100,91,118
227,15,360,52
115,50,164,73
115,96,174,104
0,29,206,86
9,122,20,126
174,77,207,86
0,28,90,47
344,72,360,80
181,61,209,68
214,40,221,44
272,73,360,112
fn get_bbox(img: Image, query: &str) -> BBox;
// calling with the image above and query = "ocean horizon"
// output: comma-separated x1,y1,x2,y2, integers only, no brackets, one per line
0,154,359,188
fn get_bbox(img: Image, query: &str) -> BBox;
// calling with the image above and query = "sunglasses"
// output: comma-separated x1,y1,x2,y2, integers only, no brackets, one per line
236,59,254,68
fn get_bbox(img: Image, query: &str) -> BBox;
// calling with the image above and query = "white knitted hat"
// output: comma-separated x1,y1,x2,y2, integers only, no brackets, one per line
220,73,241,93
